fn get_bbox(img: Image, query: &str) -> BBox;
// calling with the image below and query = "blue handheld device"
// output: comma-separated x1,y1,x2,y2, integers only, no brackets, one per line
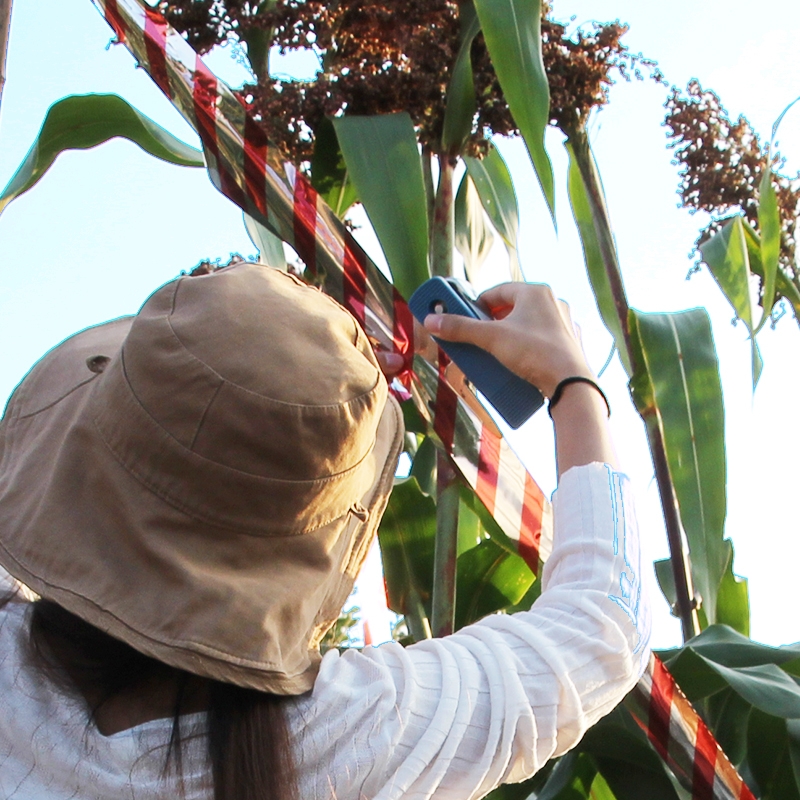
408,277,544,429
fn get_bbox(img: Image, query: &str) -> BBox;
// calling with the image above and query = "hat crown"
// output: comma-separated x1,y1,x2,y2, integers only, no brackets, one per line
116,266,383,484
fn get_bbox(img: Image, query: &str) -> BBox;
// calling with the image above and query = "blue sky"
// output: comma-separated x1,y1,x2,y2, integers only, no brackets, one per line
1,0,799,647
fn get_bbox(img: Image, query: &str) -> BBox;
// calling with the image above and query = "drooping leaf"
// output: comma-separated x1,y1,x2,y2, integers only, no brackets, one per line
757,168,781,331
332,113,430,298
566,136,632,375
660,624,800,671
0,93,204,215
697,656,800,719
715,539,750,637
454,537,535,629
244,212,287,270
632,310,727,626
698,216,762,388
464,145,522,280
441,3,481,153
455,172,496,281
700,217,755,331
473,0,555,222
311,116,358,218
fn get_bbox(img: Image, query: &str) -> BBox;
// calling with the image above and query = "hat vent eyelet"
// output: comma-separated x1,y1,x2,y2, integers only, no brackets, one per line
86,355,111,374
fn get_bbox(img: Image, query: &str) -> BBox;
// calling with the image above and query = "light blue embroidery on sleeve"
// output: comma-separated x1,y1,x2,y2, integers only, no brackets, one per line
605,465,647,657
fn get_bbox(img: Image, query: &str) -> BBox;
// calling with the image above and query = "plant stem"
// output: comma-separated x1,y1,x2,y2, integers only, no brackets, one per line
429,152,459,638
432,451,459,637
431,154,455,278
405,588,433,642
645,417,701,641
568,126,700,642
0,0,12,117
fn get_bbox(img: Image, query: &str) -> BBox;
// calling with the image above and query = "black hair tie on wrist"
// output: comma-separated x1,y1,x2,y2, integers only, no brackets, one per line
548,377,611,419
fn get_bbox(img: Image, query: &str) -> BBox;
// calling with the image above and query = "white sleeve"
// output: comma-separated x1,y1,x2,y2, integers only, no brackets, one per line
290,462,652,800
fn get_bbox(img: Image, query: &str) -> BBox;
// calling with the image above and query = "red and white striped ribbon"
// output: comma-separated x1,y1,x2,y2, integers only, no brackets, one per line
625,655,756,800
90,2,757,797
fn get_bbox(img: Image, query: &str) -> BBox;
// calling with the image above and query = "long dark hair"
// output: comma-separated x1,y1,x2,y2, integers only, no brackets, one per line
24,598,298,800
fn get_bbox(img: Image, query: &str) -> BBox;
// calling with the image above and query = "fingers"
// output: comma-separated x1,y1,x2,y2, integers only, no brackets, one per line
424,311,496,348
375,351,405,378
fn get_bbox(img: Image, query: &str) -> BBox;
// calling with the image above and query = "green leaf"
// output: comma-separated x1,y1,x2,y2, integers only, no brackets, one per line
707,688,752,767
757,169,781,331
311,116,358,219
454,537,535,629
788,719,800,792
587,773,618,800
583,719,681,800
464,145,522,280
700,217,755,331
742,217,800,322
715,539,750,637
534,751,586,800
332,113,430,299
441,4,481,153
698,217,762,389
455,172,496,282
632,310,727,626
747,710,800,800
698,656,800,719
660,624,800,670
473,0,555,222
0,94,203,215
410,436,437,498
566,136,632,375
378,477,435,619
244,212,287,270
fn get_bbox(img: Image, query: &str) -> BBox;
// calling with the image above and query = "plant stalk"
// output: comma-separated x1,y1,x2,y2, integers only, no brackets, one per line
429,152,459,638
569,127,701,642
645,417,701,641
431,154,455,278
0,0,12,117
432,451,459,637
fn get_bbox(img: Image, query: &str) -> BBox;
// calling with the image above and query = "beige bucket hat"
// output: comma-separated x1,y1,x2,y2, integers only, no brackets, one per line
0,263,404,694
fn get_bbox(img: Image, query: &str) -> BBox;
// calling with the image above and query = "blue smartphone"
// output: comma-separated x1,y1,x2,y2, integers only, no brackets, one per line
408,277,544,429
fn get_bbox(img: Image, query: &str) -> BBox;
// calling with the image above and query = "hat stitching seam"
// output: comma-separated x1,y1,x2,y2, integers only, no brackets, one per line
117,354,382,487
16,374,99,420
188,380,223,452
162,290,381,410
91,412,365,537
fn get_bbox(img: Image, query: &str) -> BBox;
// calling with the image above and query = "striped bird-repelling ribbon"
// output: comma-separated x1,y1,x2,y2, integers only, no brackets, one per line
90,2,756,798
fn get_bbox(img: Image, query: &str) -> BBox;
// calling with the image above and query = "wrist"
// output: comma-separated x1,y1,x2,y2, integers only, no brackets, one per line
548,378,610,420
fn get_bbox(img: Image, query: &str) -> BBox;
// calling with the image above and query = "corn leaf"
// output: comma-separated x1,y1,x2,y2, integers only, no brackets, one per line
0,93,203,215
333,113,430,298
464,145,522,280
441,3,481,153
756,168,781,332
473,0,555,222
455,172,496,282
632,309,728,626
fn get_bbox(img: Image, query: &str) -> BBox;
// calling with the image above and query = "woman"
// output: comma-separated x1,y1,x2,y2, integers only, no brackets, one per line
0,262,649,799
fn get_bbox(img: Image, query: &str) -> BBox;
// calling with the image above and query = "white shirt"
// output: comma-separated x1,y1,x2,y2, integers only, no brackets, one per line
0,462,651,800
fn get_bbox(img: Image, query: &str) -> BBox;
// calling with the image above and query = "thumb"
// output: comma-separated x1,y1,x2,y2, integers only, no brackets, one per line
424,312,493,347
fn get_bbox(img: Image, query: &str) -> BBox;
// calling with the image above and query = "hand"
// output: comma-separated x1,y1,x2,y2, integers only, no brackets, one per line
423,282,593,398
375,319,436,380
